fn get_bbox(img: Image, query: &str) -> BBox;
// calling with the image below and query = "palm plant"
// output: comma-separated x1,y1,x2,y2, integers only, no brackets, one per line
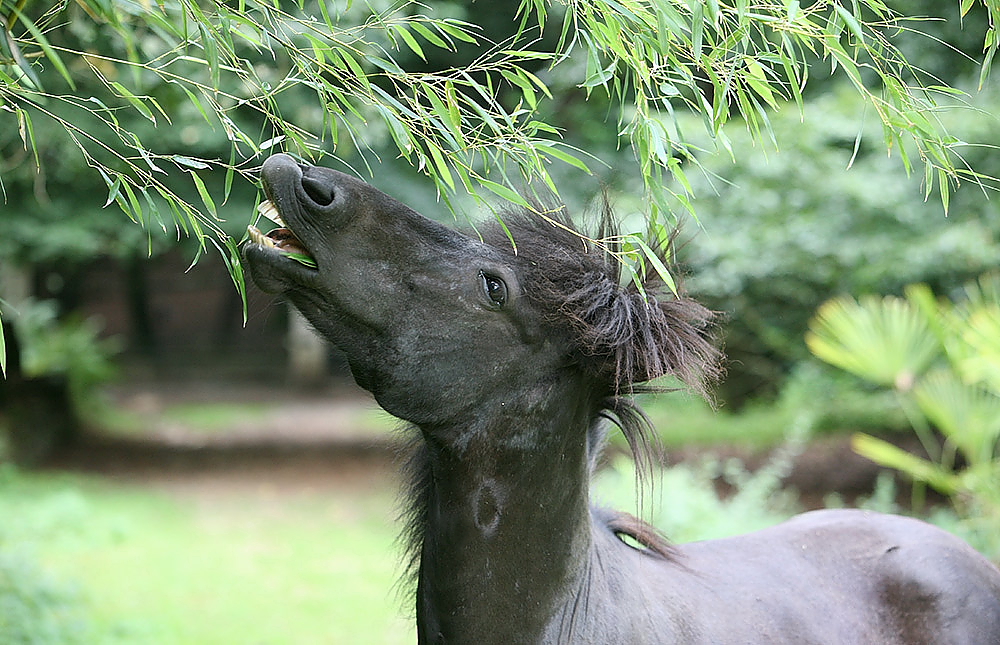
806,274,1000,533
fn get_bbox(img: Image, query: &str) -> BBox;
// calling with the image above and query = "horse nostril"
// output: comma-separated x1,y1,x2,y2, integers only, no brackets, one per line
302,175,336,206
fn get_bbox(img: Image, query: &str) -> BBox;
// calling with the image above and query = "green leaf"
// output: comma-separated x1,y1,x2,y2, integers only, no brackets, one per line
189,170,218,218
9,7,76,89
171,156,211,170
831,3,866,44
16,107,40,167
0,309,6,378
958,306,1000,395
409,21,449,50
391,23,425,61
536,143,592,173
426,144,455,191
110,81,157,123
284,252,318,269
435,19,479,44
852,433,960,494
913,370,1000,466
478,179,531,208
629,236,678,295
500,69,537,108
2,23,42,88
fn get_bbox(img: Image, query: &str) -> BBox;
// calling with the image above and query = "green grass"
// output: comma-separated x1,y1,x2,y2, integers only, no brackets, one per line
637,392,795,449
0,468,413,644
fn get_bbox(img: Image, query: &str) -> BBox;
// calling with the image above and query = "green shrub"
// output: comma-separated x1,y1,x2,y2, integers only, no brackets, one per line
12,300,119,409
671,86,1000,406
594,430,806,542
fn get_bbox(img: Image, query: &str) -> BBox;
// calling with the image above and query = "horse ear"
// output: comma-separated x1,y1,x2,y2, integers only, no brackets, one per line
563,274,722,394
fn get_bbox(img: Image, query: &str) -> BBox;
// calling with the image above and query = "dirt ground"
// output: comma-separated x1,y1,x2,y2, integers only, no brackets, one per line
47,381,404,497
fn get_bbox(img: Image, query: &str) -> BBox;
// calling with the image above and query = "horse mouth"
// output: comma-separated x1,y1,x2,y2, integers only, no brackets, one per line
246,199,317,269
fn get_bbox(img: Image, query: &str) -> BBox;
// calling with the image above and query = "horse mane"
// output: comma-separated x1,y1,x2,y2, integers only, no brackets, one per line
483,200,722,396
397,199,722,590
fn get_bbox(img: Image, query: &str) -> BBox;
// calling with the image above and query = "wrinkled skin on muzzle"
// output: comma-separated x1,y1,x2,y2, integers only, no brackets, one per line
243,154,558,427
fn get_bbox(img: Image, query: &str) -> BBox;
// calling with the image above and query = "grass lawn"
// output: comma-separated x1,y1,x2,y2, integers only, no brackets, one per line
0,468,414,644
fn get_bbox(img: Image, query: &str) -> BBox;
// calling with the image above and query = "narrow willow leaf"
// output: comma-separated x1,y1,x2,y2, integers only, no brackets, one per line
391,23,425,61
174,84,215,126
10,7,76,89
223,149,238,204
435,19,479,44
2,24,42,88
197,21,221,88
110,81,156,123
189,170,217,218
479,179,531,208
15,107,40,167
409,21,449,50
831,4,866,43
630,236,678,295
119,181,145,225
101,171,123,207
172,155,211,170
427,144,455,191
500,69,537,108
537,143,592,173
285,252,318,268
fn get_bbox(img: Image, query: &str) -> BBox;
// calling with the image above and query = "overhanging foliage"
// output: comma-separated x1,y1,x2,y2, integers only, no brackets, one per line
2,0,1000,375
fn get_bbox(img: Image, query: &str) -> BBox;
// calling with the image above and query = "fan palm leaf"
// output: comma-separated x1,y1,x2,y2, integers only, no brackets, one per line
957,306,1000,396
806,295,941,390
913,369,1000,467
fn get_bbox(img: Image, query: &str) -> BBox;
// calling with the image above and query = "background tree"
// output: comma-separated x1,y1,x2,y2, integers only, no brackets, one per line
2,0,998,386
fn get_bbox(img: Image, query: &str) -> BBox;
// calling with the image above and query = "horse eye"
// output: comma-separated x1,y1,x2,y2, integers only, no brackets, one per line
480,272,507,308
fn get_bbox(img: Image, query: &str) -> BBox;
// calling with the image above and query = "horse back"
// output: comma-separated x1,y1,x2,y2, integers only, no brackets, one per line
660,508,1000,644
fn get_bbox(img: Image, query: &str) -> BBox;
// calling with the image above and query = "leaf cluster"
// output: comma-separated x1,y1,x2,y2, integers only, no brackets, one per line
3,1,1000,376
672,84,1000,404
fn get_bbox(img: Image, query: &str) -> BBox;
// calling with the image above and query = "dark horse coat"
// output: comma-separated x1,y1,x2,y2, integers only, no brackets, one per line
245,154,1000,644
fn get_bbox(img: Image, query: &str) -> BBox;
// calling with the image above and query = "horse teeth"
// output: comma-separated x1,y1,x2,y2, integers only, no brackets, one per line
257,200,286,227
247,224,277,248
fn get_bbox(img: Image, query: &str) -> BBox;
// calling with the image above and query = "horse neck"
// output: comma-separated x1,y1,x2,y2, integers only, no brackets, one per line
413,387,597,644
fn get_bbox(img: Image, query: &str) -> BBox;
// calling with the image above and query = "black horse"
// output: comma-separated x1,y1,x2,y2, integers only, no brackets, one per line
244,154,1000,644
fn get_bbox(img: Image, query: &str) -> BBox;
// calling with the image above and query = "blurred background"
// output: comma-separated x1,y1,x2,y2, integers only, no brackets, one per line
2,1,999,643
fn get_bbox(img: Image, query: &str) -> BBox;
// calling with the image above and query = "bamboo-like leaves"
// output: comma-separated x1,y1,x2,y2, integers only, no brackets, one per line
2,0,998,322
851,433,960,495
